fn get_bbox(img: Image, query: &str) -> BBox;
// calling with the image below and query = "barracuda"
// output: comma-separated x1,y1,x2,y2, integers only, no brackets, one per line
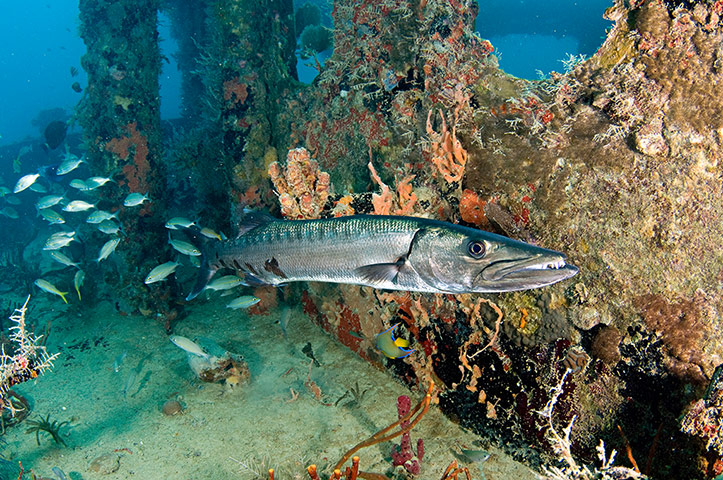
185,214,578,301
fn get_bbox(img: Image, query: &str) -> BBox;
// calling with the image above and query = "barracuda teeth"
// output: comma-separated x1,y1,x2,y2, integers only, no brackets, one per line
542,259,566,269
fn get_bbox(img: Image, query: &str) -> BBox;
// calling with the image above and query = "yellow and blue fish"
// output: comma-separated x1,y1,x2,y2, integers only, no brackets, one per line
375,323,415,359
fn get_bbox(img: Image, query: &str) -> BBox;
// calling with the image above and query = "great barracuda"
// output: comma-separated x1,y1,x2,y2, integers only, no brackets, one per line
185,214,578,300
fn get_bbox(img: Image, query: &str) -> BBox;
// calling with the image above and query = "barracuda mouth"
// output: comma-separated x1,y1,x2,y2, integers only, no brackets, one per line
477,254,579,290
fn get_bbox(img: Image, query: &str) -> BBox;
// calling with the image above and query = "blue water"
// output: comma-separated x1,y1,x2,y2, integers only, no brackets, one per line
0,1,181,147
476,0,613,78
0,0,613,146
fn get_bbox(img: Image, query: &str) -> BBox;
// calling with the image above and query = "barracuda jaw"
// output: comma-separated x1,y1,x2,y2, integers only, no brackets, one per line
541,258,567,270
477,253,579,291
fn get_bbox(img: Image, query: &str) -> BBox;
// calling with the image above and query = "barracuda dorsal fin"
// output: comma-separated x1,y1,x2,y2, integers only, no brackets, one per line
237,211,275,236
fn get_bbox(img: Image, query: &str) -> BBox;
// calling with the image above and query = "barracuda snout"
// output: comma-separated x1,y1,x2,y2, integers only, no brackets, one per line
408,224,578,293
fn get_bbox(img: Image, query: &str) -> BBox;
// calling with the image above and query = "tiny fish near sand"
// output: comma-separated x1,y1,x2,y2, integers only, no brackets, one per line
113,351,127,373
169,335,210,358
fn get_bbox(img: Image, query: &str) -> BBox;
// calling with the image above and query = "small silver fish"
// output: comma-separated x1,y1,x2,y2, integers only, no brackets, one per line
165,217,195,230
226,295,260,309
97,237,121,262
124,192,149,207
36,194,65,209
68,179,88,191
85,176,112,189
63,200,95,212
0,207,18,219
86,209,117,224
169,335,209,358
43,232,76,250
144,261,179,284
29,182,47,193
205,275,245,291
39,209,66,225
97,219,121,235
48,230,75,239
113,351,127,373
5,196,21,205
13,173,39,193
49,250,79,269
168,235,201,256
56,154,85,175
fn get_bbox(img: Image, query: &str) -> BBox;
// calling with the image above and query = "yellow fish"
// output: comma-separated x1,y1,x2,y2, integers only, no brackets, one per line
34,279,69,304
74,270,85,301
375,323,415,359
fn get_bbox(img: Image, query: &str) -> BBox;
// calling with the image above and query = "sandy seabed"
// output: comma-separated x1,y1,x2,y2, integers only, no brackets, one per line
3,291,538,480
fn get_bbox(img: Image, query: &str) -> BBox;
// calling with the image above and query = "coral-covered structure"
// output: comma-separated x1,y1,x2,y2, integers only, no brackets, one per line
69,0,723,477
252,0,723,478
76,0,167,312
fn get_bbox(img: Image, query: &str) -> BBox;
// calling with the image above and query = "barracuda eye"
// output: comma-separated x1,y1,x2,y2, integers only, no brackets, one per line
467,240,486,258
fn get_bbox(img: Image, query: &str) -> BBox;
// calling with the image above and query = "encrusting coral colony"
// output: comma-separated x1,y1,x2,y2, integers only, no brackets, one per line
2,0,715,478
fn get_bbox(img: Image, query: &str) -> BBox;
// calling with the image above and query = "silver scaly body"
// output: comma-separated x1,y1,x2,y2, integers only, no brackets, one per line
186,214,578,300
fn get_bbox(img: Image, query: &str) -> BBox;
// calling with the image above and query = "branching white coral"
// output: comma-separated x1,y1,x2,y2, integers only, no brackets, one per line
537,369,647,480
0,296,59,415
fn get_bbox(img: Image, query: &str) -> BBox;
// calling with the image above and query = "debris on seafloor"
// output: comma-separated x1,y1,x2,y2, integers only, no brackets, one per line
169,335,250,386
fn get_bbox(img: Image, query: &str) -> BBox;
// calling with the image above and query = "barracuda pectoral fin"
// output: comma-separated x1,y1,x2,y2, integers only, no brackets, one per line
355,258,406,287
355,228,424,288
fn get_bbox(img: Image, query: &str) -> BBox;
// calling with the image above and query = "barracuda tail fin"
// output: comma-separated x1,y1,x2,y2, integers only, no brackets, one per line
183,227,217,301
186,259,216,301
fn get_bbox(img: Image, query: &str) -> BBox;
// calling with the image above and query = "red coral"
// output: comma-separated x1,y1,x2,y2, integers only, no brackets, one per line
391,394,424,475
223,77,248,105
105,122,151,196
336,302,362,353
459,189,487,227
